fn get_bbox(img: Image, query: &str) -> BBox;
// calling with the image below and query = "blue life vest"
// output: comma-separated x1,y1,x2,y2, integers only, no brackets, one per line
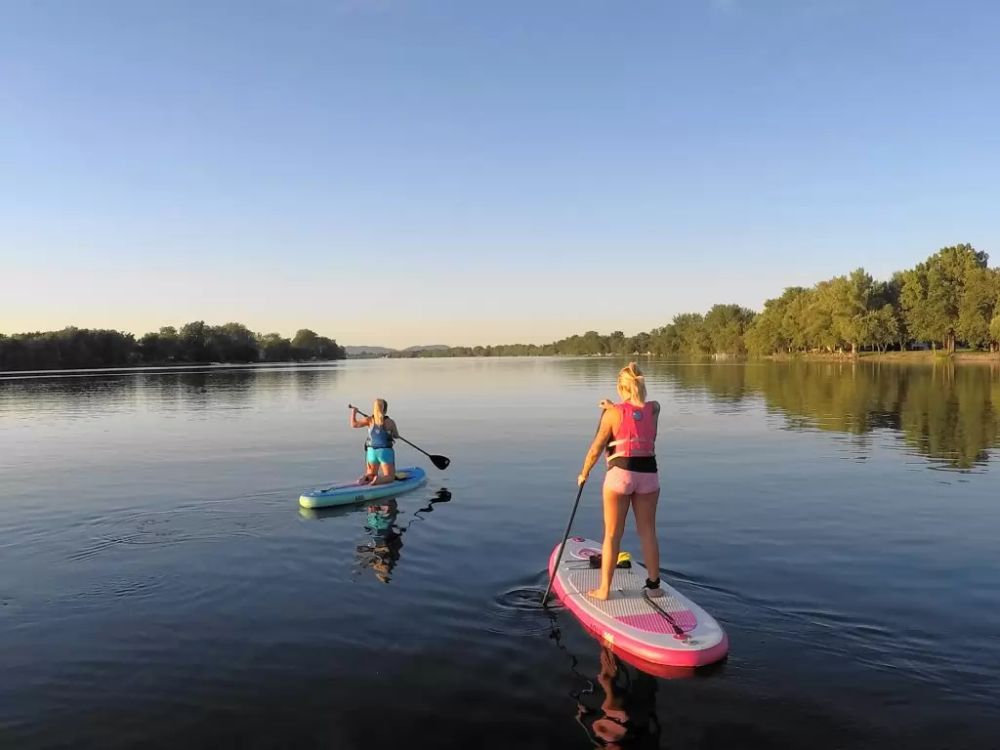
368,422,393,449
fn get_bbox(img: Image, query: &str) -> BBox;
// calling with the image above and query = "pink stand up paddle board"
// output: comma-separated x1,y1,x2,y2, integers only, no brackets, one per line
548,536,729,668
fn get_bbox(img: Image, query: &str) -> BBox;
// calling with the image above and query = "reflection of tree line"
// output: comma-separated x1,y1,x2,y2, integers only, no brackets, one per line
667,363,1000,469
0,368,335,412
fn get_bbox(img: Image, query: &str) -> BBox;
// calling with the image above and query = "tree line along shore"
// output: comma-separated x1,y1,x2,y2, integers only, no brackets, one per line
371,244,1000,360
0,322,344,372
3,244,999,372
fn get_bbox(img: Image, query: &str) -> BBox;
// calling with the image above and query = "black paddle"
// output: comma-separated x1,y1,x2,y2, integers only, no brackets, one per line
542,480,586,607
543,412,605,607
349,404,451,470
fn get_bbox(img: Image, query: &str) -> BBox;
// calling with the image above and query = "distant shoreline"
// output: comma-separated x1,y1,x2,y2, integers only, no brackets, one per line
767,351,1000,365
6,350,1000,377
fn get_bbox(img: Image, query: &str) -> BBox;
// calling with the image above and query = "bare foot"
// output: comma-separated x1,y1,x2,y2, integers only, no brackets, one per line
587,588,611,600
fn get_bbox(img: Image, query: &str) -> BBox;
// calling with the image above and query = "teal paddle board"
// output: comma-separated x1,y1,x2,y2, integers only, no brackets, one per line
299,466,427,509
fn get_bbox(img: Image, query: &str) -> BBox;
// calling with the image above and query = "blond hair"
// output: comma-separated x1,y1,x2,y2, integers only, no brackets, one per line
372,398,388,426
617,362,647,403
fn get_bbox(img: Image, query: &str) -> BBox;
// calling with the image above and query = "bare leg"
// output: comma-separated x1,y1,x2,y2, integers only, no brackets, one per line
588,488,630,600
371,460,396,485
358,461,377,484
631,489,661,591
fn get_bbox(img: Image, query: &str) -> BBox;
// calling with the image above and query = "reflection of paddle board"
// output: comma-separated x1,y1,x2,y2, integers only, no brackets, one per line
299,467,426,509
601,640,709,680
548,536,729,668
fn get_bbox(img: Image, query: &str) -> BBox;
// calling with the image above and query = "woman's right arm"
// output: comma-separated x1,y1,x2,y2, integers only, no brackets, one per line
578,410,615,486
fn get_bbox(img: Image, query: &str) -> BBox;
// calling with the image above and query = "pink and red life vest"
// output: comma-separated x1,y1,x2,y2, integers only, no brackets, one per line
605,402,657,463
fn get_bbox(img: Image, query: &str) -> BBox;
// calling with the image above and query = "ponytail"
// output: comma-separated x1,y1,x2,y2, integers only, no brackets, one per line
617,362,647,402
372,398,388,427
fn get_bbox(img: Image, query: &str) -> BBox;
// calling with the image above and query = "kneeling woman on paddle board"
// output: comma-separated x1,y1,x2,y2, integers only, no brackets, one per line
577,363,663,601
350,399,400,485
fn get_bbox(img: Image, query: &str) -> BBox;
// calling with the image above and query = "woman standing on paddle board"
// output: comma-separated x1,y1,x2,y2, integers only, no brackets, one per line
577,363,663,601
350,399,400,485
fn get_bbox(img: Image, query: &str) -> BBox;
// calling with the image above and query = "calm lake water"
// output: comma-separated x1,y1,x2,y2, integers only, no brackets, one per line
1,358,998,749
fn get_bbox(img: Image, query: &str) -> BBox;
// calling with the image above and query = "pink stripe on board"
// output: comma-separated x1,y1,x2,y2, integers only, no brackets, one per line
617,610,697,634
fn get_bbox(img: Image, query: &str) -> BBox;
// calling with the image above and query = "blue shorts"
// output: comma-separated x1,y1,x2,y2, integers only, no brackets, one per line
366,447,395,465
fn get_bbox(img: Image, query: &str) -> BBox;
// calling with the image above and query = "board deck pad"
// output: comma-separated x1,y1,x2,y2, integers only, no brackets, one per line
549,536,729,668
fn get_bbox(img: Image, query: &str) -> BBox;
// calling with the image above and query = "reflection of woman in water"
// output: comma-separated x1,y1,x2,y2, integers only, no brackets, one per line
575,647,660,749
356,499,403,583
353,490,452,584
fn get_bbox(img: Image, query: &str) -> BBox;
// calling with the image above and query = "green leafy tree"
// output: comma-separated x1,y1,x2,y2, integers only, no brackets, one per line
0,321,344,370
291,329,319,351
885,273,910,349
990,314,1000,354
744,305,782,355
957,266,998,350
867,305,900,354
0,328,135,370
703,304,756,355
631,331,651,355
805,281,840,352
157,327,180,361
782,288,815,352
672,313,710,354
138,331,168,362
806,269,876,354
581,330,606,355
648,325,679,356
747,287,811,354
840,269,876,353
608,330,626,355
901,244,989,352
258,333,293,361
289,329,345,360
209,322,258,362
179,321,210,362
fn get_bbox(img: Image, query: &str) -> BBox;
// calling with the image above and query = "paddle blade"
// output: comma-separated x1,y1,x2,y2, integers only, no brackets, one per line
429,454,451,470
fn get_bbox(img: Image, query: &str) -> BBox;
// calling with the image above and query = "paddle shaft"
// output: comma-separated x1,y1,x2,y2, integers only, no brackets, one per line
349,404,448,467
543,411,607,607
542,481,585,607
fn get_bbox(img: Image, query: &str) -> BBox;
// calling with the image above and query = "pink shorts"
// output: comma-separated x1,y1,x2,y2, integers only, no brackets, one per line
604,467,660,495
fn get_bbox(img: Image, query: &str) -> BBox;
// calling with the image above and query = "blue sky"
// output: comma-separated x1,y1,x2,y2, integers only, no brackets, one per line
2,0,998,347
